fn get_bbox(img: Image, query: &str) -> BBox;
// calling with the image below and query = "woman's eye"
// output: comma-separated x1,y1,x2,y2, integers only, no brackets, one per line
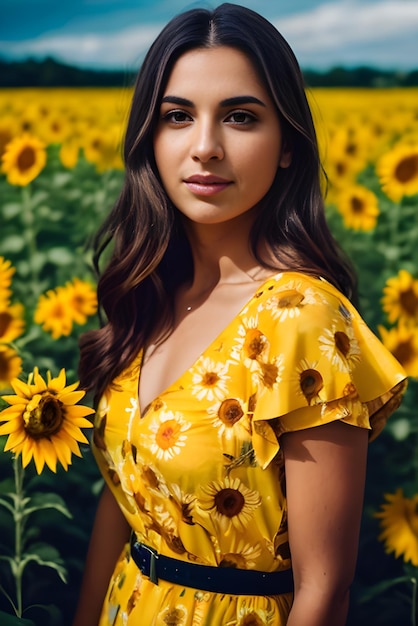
162,110,191,123
226,111,256,125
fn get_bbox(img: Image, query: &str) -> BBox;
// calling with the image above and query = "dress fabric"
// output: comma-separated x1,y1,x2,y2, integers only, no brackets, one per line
92,271,407,626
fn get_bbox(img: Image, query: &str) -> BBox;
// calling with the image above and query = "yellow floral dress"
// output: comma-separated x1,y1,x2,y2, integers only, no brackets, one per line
93,272,406,626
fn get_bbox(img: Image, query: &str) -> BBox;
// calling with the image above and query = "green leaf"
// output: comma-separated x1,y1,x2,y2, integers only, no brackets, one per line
23,493,72,519
0,497,14,515
0,235,26,254
0,610,35,626
24,604,62,626
47,247,77,266
359,576,415,604
2,203,22,219
21,544,68,583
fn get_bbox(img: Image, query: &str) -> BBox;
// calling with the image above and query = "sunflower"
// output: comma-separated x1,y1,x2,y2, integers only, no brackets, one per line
319,324,361,373
144,410,191,461
296,359,324,405
381,269,418,325
0,346,22,389
0,367,94,473
377,143,418,202
0,303,25,344
375,489,418,566
378,323,418,378
59,139,80,169
191,357,230,402
83,125,123,172
0,256,15,307
336,184,380,231
1,133,47,186
0,117,16,158
34,287,73,339
65,278,98,325
197,476,261,533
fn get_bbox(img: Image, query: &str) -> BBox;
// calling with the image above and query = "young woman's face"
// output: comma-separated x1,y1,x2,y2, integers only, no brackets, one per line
153,46,291,227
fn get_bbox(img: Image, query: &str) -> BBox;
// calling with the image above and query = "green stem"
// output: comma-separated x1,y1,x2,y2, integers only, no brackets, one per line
20,184,39,305
13,456,25,618
388,198,402,271
412,577,417,626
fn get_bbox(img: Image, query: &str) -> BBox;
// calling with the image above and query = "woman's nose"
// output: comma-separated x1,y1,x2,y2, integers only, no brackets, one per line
190,121,224,162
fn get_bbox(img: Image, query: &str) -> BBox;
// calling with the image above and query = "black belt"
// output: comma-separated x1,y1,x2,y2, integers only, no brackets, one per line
130,537,293,596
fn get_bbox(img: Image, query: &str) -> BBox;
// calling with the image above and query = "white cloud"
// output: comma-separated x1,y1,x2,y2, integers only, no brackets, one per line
0,0,417,69
275,0,418,67
0,23,163,69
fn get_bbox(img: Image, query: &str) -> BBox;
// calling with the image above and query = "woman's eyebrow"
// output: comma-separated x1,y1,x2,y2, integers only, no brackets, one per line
160,95,266,107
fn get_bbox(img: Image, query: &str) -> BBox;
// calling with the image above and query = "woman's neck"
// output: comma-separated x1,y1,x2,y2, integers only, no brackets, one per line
182,208,273,292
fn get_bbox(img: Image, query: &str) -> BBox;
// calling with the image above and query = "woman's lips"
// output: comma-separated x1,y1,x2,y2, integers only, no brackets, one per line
184,175,232,196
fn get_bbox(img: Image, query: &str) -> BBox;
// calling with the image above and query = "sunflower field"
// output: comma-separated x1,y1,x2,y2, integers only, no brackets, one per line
0,86,417,626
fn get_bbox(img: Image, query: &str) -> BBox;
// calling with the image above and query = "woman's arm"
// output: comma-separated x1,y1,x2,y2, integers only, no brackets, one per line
281,420,369,626
72,484,131,626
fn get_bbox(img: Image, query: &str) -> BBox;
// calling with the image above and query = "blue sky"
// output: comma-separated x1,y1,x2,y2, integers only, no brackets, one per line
1,0,417,70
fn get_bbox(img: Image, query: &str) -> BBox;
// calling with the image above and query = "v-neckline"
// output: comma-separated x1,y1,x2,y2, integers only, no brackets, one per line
135,271,283,418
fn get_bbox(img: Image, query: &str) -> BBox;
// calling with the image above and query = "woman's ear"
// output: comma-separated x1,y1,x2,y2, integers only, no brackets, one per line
279,145,292,168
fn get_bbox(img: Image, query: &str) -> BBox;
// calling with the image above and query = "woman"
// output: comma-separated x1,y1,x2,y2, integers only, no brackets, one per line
73,4,407,625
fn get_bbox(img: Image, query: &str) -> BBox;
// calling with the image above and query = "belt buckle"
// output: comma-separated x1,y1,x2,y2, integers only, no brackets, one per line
141,542,159,585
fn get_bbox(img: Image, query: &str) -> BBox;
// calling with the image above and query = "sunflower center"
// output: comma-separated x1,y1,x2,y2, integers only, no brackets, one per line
345,141,358,157
155,420,181,450
392,340,413,366
350,196,365,214
23,392,65,439
17,146,36,172
395,155,418,183
218,399,244,426
0,311,13,337
334,331,351,356
399,288,418,316
202,371,220,387
219,553,246,568
214,488,245,518
277,290,304,308
243,329,265,360
0,352,8,378
300,368,323,400
240,614,264,626
336,161,347,176
260,362,279,388
162,607,186,626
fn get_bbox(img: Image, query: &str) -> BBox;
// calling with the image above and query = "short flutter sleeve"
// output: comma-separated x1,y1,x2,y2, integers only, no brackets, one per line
249,274,407,469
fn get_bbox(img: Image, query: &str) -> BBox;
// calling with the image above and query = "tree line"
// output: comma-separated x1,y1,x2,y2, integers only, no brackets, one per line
1,56,417,88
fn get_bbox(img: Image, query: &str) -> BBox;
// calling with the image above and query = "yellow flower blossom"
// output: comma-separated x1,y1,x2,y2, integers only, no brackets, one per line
65,278,97,325
34,287,73,339
197,476,261,533
0,256,15,307
1,133,47,186
0,303,25,344
0,346,22,389
0,367,94,473
336,184,380,231
382,269,418,325
378,323,418,378
376,489,418,566
377,143,418,202
0,117,16,158
60,139,80,169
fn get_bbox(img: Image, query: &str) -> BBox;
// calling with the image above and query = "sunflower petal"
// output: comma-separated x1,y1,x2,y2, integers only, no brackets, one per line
59,390,87,405
55,429,83,456
32,443,47,474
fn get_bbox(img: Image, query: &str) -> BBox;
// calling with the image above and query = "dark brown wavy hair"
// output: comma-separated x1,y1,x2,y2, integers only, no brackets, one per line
78,2,357,403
